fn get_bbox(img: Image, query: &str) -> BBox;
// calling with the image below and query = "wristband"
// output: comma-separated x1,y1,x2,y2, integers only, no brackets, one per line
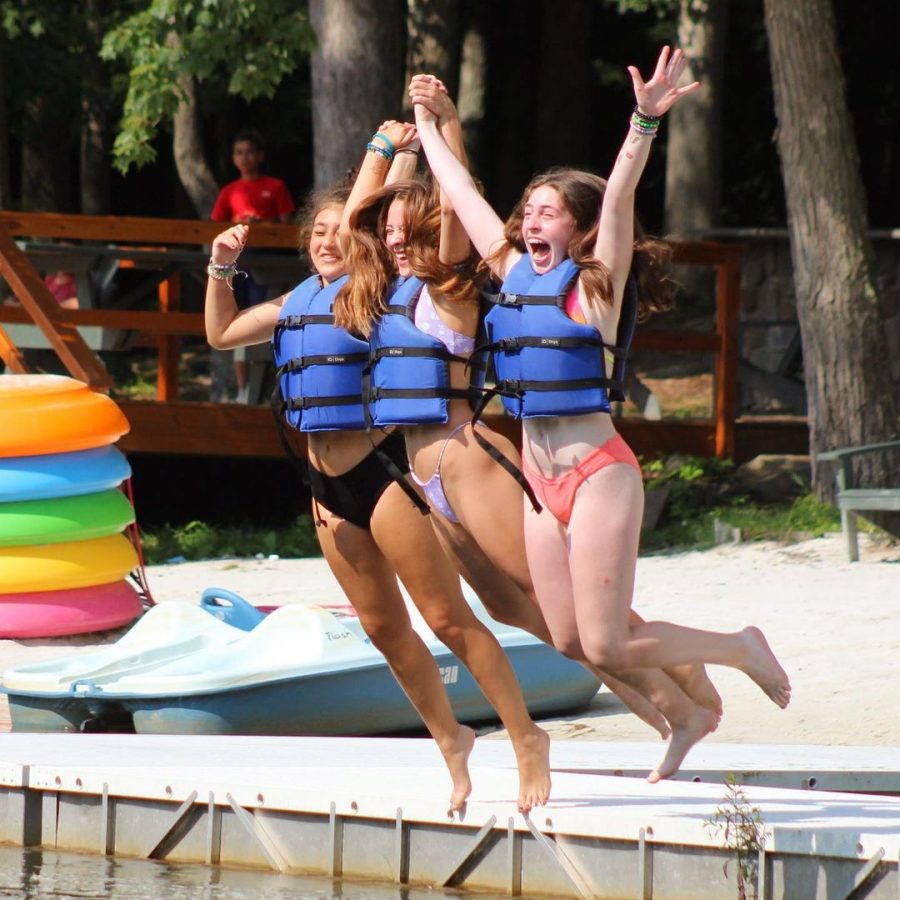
372,131,396,155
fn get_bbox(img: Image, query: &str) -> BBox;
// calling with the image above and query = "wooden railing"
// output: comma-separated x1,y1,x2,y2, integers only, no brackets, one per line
0,211,762,460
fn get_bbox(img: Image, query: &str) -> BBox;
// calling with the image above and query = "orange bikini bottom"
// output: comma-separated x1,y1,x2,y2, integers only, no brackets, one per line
522,433,641,525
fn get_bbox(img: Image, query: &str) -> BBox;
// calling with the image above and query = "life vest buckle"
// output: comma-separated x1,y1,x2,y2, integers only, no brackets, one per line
498,292,519,306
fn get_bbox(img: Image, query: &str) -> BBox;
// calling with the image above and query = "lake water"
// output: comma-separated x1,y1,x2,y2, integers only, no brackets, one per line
0,845,506,899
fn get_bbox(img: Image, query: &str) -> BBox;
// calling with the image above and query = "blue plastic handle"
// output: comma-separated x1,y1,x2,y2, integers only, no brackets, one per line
199,587,267,631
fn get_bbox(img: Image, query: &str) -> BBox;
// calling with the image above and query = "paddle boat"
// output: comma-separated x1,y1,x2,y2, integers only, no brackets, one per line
1,588,601,735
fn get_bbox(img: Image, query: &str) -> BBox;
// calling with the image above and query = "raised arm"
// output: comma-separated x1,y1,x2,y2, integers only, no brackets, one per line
595,46,699,292
339,120,419,242
406,76,472,265
409,78,516,279
204,224,285,349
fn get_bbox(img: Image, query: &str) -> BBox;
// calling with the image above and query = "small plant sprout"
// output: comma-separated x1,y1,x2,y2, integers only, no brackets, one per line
705,774,766,900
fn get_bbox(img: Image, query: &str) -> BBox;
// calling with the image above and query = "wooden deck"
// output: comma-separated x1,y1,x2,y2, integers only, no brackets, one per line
0,212,808,462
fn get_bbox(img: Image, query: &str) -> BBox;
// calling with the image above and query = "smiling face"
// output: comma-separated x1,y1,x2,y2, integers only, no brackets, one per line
521,185,577,274
308,205,344,283
384,199,411,277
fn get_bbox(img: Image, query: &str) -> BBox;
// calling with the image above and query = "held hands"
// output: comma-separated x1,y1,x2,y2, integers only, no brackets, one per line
627,46,700,118
377,119,419,152
210,224,248,267
408,74,455,126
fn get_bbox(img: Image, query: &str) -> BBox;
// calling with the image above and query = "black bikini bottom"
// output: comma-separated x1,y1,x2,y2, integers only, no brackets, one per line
307,430,410,530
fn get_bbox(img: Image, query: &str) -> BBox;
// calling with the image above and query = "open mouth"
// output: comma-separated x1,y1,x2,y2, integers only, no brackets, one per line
527,240,552,269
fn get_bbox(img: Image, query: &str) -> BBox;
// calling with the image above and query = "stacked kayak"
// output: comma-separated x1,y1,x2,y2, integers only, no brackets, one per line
0,589,601,735
0,375,142,638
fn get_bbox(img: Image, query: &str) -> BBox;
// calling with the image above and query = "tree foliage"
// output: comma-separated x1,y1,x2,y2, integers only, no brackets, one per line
101,0,315,172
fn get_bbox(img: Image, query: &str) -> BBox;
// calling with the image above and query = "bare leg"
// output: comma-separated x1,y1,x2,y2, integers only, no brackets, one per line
314,502,473,811
525,486,716,781
372,482,550,813
430,426,671,738
566,466,790,708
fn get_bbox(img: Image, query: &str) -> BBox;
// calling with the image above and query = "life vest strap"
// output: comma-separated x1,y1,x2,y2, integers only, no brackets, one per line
369,386,477,402
371,345,465,365
277,314,335,329
369,433,430,517
492,292,564,307
468,388,542,514
282,395,362,412
275,352,369,378
496,376,626,395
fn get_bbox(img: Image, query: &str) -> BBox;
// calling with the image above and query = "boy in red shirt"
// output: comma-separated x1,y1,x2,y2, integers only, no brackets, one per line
211,129,295,227
211,129,295,398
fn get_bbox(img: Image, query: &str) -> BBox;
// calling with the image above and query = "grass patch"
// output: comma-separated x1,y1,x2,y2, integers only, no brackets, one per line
640,455,841,553
135,457,848,563
642,494,841,553
139,515,320,564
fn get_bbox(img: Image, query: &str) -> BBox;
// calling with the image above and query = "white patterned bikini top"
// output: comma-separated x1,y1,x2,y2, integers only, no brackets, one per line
413,284,475,357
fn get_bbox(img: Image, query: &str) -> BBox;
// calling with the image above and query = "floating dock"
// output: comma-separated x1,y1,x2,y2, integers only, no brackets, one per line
1,734,898,898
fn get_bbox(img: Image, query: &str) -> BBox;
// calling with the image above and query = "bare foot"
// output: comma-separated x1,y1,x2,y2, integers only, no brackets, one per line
440,725,476,812
738,626,792,709
666,663,724,717
602,673,672,739
647,705,718,783
512,727,552,813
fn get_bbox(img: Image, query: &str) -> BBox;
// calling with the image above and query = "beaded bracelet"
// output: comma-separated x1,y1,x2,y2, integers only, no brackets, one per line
207,259,237,281
366,142,393,161
633,105,661,123
629,112,660,137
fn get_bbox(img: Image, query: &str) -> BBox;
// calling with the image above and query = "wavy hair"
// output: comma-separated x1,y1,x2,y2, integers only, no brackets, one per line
485,168,674,320
335,178,481,337
295,175,355,260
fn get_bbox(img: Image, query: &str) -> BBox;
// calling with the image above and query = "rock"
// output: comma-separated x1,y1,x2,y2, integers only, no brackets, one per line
735,454,811,503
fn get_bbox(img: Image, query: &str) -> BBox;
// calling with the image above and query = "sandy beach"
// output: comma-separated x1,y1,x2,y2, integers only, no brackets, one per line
2,532,898,749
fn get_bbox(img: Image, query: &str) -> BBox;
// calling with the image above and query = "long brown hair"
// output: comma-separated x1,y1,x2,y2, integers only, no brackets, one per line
485,168,674,320
336,178,481,337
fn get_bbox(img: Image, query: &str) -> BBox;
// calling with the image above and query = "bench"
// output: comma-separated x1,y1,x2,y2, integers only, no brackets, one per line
818,440,900,561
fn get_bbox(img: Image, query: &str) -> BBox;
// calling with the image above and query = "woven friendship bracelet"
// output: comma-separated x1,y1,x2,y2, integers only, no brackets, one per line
207,260,236,281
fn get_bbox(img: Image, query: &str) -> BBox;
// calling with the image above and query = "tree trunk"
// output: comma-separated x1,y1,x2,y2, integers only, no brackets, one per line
309,0,406,189
664,0,728,238
486,0,540,214
403,0,461,118
535,0,592,171
0,42,11,209
172,73,220,218
79,0,110,215
22,97,74,212
456,0,487,178
763,0,900,510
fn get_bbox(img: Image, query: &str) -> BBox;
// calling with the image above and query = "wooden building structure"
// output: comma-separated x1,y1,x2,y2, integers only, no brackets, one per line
0,212,806,463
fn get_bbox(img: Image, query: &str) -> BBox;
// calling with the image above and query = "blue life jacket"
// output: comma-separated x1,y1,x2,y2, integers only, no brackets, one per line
482,255,637,419
366,276,487,428
271,274,368,432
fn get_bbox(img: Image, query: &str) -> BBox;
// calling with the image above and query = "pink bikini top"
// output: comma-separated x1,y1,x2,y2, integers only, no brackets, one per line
414,285,475,357
565,284,616,367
